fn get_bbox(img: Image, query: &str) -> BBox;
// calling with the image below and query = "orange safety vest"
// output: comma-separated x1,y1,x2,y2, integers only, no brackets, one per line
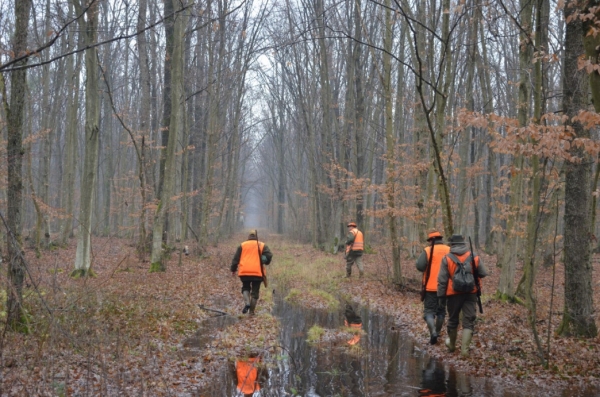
422,244,450,292
238,240,265,278
444,251,480,296
236,357,261,394
346,228,364,253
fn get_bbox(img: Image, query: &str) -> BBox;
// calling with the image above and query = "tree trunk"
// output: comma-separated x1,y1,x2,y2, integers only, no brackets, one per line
557,0,598,337
5,0,32,330
150,0,186,270
60,15,81,245
496,0,532,300
73,0,101,277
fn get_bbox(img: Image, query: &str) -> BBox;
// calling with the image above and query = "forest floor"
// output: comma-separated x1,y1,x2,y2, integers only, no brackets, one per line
1,233,599,396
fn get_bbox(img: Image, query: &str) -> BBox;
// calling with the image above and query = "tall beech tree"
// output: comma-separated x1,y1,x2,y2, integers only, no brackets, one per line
3,0,32,329
558,0,598,337
72,0,101,277
150,0,186,271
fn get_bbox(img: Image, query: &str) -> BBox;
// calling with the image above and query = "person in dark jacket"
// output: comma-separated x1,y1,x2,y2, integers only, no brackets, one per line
416,230,450,344
437,234,487,356
231,230,273,315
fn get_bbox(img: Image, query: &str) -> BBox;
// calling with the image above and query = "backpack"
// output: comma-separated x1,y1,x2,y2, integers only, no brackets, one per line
447,253,475,293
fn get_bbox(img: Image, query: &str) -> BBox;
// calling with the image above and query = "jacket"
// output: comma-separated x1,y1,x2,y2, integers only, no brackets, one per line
437,243,487,297
345,228,364,254
231,238,273,277
416,241,451,292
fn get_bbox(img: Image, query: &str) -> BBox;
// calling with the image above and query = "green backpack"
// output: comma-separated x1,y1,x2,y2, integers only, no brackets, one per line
447,253,475,293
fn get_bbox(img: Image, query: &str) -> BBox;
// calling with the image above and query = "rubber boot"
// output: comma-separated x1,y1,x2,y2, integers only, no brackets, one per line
346,270,351,278
445,328,457,352
435,316,445,335
249,298,258,315
359,270,364,278
425,316,437,345
242,291,251,314
461,329,473,357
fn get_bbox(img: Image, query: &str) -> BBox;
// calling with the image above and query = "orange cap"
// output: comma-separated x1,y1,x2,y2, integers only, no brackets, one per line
347,222,357,227
427,231,442,240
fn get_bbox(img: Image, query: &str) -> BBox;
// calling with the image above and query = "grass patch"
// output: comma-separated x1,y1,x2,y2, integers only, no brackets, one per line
307,325,325,343
271,241,347,310
284,288,339,310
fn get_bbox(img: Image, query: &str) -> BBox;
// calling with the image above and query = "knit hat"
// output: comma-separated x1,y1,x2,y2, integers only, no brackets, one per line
248,229,257,239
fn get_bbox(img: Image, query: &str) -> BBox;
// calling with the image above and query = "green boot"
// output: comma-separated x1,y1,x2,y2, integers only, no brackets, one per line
461,329,473,357
425,316,437,344
242,291,251,314
445,328,457,352
435,316,445,335
249,298,258,315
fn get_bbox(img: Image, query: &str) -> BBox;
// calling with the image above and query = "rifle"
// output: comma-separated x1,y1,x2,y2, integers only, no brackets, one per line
421,239,435,302
469,237,483,314
256,230,268,287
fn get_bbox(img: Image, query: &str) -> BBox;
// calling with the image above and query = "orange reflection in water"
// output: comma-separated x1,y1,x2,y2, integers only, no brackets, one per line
236,356,261,396
418,388,445,396
345,320,362,345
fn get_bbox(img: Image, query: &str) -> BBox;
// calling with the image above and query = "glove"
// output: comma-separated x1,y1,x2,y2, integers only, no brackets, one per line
231,271,236,276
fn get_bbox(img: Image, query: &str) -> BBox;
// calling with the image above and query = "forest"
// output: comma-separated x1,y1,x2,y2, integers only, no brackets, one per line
1,0,600,394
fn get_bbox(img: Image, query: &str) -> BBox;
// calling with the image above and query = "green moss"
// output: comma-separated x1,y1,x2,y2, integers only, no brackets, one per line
70,268,96,278
149,262,165,272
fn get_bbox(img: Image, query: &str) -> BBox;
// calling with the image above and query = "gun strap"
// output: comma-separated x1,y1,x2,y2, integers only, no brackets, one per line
423,241,435,288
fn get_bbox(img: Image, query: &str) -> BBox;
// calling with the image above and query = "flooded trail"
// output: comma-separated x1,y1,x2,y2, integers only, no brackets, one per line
196,299,598,396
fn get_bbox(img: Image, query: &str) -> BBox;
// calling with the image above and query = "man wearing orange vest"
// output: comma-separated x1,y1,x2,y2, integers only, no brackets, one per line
231,230,273,315
416,230,451,344
437,234,487,356
345,222,364,278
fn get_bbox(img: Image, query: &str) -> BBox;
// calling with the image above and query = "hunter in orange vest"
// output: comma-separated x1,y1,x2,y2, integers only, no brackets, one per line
345,222,364,278
231,230,273,315
416,230,450,344
437,234,487,356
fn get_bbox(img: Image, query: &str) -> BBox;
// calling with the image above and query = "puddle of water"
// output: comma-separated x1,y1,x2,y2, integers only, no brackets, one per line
197,299,599,397
183,311,238,351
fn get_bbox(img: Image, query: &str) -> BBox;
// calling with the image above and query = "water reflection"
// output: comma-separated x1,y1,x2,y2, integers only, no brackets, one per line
231,354,267,397
419,357,447,396
209,299,599,397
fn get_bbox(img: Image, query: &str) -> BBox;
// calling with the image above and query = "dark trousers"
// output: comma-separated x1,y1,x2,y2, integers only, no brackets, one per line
423,291,445,319
446,293,477,331
240,276,263,299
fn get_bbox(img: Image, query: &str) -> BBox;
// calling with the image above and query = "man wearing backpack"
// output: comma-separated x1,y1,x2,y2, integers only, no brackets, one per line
437,234,487,357
416,230,450,344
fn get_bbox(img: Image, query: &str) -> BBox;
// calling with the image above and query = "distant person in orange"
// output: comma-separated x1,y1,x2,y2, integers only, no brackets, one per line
416,230,451,344
231,230,273,315
345,222,364,278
